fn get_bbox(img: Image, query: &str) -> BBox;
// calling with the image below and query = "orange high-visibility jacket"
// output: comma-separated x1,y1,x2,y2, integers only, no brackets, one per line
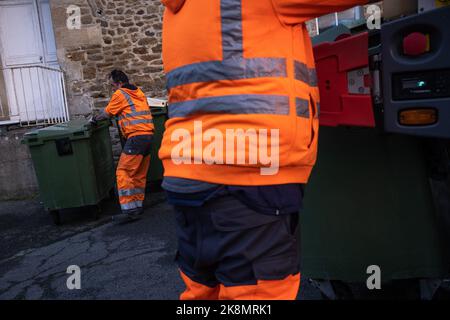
160,0,368,185
105,88,155,139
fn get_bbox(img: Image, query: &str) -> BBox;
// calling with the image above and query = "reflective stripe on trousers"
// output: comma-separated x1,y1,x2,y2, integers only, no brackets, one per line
116,135,153,214
117,153,149,213
121,200,144,211
118,188,145,197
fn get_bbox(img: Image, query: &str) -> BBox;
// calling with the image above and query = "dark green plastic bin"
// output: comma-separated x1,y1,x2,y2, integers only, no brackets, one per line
301,126,448,297
23,119,115,224
147,107,168,187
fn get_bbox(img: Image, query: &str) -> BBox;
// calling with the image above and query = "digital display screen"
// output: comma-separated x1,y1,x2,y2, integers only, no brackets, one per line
392,69,450,101
402,79,428,89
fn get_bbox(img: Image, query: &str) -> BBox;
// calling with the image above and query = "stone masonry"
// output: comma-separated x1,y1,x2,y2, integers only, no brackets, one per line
0,1,381,200
49,0,166,159
49,0,166,117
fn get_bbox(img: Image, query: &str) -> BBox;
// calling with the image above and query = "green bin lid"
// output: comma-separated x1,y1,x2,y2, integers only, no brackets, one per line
150,106,168,116
23,119,110,146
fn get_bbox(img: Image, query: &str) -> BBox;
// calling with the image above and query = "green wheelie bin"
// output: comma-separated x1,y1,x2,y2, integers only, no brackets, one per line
23,119,115,225
146,106,168,189
301,126,449,299
113,103,167,191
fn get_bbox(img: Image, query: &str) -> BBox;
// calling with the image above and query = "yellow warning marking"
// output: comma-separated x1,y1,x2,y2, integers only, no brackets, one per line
436,0,450,8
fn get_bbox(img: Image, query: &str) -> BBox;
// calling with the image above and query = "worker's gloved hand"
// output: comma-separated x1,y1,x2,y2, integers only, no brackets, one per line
92,110,111,122
89,117,98,126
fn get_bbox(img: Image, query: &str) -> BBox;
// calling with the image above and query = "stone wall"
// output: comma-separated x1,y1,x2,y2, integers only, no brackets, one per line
1,1,386,201
1,1,166,201
49,0,381,116
0,127,39,201
49,0,166,116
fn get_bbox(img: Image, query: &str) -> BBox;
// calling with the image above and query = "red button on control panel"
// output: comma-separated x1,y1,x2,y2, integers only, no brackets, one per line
403,32,430,56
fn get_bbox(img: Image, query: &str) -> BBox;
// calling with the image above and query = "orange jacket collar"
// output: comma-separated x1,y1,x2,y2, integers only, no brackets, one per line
161,0,186,13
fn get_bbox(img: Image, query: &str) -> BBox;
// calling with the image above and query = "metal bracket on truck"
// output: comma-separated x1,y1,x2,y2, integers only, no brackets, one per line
312,5,450,139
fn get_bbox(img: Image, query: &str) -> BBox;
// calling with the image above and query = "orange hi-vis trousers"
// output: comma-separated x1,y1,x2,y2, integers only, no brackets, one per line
117,134,153,214
174,193,302,300
180,271,301,300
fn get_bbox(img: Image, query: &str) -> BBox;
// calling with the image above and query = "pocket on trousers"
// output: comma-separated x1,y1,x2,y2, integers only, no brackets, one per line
253,253,299,281
122,135,153,155
173,208,198,264
122,139,138,155
284,213,299,239
308,94,318,149
174,208,187,227
210,196,281,232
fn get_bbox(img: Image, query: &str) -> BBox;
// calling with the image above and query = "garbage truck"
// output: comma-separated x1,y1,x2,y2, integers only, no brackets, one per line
302,1,450,299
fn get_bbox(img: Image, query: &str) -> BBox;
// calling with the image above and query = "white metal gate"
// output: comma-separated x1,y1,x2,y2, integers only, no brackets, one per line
1,65,69,125
0,0,69,126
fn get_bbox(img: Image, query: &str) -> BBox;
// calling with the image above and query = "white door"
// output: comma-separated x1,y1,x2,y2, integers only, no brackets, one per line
38,0,58,67
0,0,66,124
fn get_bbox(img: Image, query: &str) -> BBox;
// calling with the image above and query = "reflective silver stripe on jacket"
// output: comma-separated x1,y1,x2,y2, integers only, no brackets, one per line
121,119,154,127
168,94,290,119
165,0,287,90
119,111,152,121
294,61,318,87
117,90,153,127
119,90,136,112
296,98,310,118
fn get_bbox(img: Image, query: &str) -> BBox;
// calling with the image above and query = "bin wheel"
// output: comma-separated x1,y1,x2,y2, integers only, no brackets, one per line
92,205,102,221
318,280,354,300
109,187,117,200
331,281,354,300
49,210,61,226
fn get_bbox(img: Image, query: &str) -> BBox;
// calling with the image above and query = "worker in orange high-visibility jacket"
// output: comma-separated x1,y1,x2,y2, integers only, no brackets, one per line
95,70,154,219
160,0,376,300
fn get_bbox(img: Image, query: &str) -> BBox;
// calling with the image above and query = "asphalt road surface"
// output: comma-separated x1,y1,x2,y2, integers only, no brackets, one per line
0,192,323,300
2,193,448,300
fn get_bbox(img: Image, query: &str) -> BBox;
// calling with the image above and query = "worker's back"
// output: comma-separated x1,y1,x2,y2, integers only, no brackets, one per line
160,0,370,301
160,0,366,186
106,86,155,139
